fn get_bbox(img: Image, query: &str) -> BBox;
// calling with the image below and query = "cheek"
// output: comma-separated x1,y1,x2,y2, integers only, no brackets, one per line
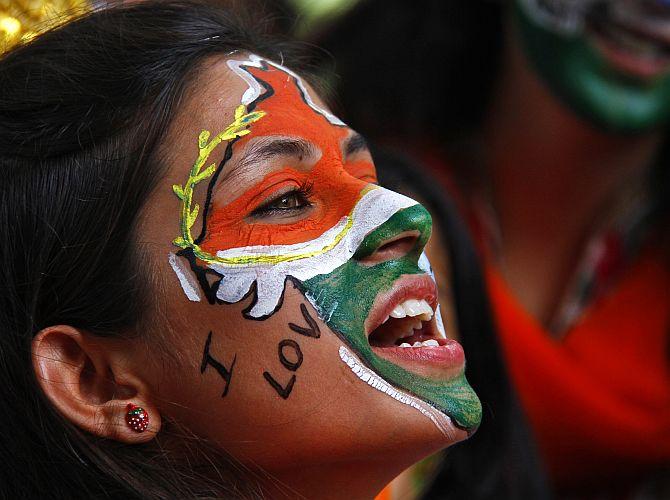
151,281,448,468
152,285,347,455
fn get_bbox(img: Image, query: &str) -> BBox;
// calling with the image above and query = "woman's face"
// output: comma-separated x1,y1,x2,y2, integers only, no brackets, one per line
516,0,670,132
138,54,481,473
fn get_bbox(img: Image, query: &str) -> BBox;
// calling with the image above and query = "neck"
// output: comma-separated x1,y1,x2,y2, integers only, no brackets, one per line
258,459,402,499
481,22,661,324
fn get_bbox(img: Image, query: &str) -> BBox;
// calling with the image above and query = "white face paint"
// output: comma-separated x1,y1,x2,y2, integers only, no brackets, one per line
207,186,417,318
227,53,345,126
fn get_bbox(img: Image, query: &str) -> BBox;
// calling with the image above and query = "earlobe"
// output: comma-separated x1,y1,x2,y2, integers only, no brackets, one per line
31,325,161,443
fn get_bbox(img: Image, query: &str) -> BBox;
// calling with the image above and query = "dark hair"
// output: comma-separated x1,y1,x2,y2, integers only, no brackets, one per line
0,2,301,497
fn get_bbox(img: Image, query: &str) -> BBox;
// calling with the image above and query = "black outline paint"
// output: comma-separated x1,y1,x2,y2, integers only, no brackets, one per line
288,303,321,338
193,73,275,246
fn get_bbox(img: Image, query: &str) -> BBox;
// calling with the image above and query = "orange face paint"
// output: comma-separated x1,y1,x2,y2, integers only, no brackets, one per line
197,61,372,255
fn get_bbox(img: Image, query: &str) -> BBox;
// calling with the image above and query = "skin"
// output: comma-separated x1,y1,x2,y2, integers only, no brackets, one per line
33,56,480,499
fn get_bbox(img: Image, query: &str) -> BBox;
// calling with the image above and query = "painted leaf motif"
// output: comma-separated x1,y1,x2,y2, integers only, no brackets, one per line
172,184,185,199
198,130,211,149
188,204,200,228
193,164,216,183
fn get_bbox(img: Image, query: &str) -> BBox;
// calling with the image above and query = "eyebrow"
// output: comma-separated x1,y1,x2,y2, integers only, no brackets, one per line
216,137,320,188
242,137,318,166
344,133,369,157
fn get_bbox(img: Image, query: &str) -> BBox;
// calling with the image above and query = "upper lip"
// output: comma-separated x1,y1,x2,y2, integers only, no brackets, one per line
364,274,438,337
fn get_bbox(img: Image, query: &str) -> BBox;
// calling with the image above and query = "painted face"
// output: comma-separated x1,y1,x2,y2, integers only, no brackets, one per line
149,54,480,475
517,0,670,132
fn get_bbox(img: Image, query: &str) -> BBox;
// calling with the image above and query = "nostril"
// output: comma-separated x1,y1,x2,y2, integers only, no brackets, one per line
376,235,415,255
361,231,420,265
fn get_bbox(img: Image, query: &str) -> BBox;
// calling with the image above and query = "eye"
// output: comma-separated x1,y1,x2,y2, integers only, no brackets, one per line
250,185,313,219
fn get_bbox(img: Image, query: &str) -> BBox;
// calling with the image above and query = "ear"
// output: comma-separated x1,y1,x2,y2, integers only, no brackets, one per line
31,325,161,443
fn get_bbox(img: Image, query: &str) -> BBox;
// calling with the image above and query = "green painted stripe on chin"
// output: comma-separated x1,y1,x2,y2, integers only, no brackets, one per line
302,205,482,430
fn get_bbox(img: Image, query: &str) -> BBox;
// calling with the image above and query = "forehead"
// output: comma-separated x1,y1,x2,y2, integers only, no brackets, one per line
173,55,341,145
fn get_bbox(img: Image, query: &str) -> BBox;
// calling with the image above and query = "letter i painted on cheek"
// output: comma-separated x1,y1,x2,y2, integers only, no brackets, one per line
201,331,237,397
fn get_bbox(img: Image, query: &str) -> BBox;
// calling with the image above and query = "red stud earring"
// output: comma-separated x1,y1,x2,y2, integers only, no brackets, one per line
125,403,149,433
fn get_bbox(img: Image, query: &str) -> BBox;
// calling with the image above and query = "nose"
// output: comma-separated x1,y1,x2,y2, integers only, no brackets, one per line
353,203,432,265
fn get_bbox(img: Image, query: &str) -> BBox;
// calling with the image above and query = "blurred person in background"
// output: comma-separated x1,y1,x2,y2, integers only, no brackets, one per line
313,0,670,498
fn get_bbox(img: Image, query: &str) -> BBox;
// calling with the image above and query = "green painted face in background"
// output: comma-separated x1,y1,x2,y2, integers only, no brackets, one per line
516,0,670,133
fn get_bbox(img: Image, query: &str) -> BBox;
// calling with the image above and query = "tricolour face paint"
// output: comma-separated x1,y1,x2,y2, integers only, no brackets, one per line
517,0,670,132
170,54,481,434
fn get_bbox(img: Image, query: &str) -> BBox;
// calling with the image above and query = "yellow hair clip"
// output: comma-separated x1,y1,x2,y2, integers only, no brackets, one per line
1,0,90,55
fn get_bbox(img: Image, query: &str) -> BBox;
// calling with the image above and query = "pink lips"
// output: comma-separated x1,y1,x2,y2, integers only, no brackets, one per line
378,338,465,366
365,274,466,377
593,33,670,78
589,12,670,79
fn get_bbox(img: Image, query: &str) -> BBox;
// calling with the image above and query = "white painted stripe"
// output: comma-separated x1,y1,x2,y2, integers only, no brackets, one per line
337,345,456,439
168,253,201,302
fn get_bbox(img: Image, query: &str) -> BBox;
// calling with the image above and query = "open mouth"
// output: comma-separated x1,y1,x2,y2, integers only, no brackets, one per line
368,298,443,347
336,271,481,436
587,1,670,79
364,275,465,378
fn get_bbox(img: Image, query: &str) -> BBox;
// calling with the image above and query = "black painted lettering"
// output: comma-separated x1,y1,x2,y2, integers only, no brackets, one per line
288,303,320,339
278,339,303,371
263,372,296,399
200,331,237,397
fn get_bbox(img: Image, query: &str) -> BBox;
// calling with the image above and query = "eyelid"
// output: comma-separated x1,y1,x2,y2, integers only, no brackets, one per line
250,183,303,212
243,179,303,213
246,181,315,221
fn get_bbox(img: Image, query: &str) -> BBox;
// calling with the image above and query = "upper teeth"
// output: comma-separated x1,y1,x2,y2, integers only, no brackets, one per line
389,299,433,321
399,339,440,348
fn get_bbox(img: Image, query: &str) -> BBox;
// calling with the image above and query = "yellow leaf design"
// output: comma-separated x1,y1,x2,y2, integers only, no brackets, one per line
172,184,184,199
172,104,266,261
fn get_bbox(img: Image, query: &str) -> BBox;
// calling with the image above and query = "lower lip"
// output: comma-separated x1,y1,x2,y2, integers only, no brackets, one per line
371,339,465,372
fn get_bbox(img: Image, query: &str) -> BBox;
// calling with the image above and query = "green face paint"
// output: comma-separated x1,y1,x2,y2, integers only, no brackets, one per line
301,205,482,431
516,1,670,133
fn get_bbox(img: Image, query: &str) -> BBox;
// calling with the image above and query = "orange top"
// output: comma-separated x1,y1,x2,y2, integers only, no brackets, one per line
487,245,670,491
374,484,393,500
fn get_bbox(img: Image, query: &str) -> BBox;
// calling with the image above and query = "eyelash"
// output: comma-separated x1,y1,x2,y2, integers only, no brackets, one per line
250,181,314,218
